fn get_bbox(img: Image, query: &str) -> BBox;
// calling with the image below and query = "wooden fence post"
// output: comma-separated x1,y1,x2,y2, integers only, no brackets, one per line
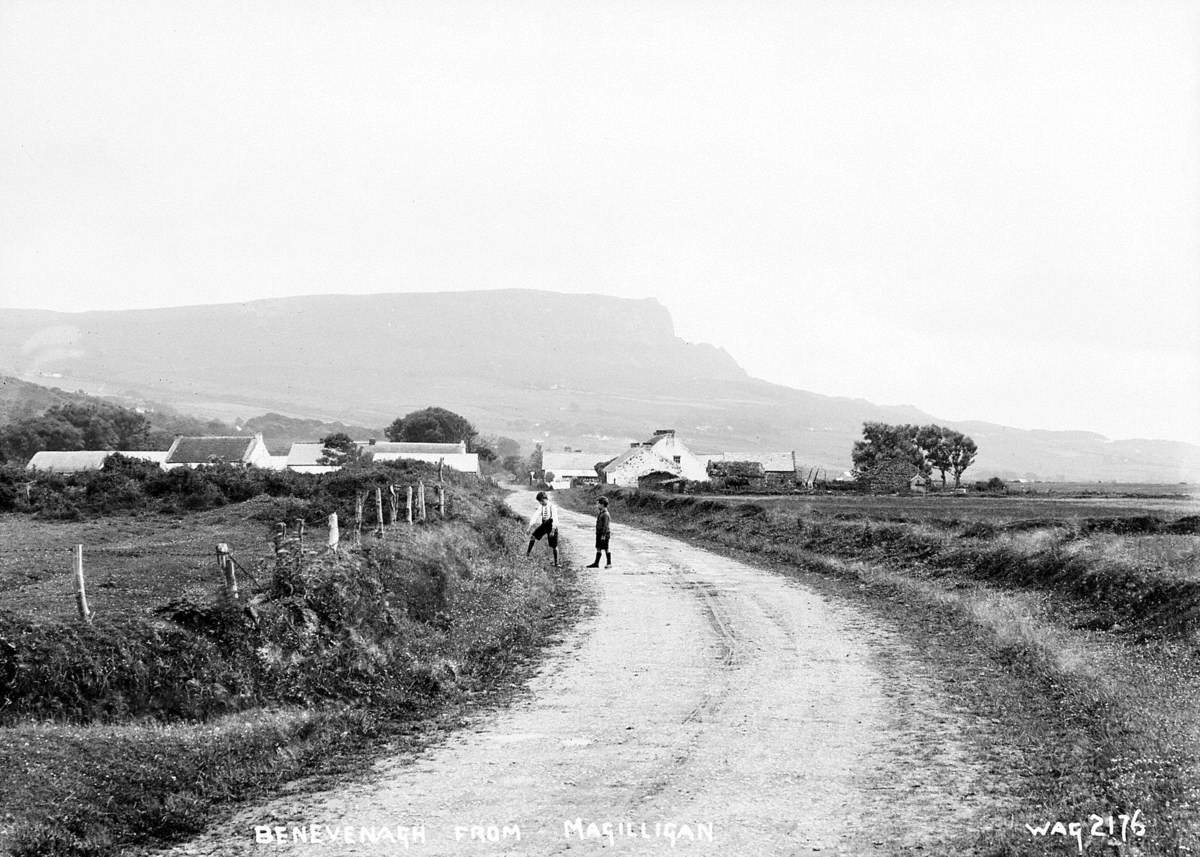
355,492,365,546
406,485,413,524
295,518,305,555
73,544,92,624
375,486,384,538
417,481,426,522
327,512,339,552
389,485,398,525
437,457,444,483
217,542,238,599
273,522,287,555
438,483,445,518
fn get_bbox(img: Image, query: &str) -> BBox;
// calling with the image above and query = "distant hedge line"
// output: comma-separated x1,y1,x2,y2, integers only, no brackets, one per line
0,456,474,522
577,487,1200,640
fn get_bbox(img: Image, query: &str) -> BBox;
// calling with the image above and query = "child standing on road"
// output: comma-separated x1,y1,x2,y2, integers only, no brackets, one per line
526,491,559,567
585,496,612,569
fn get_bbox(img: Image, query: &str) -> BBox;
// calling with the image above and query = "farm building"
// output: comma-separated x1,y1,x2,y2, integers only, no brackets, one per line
285,442,343,474
25,450,169,473
702,451,798,485
603,429,708,487
542,449,610,489
638,471,689,491
164,434,274,469
360,440,467,455
285,439,479,474
857,458,924,494
705,458,767,490
364,450,480,474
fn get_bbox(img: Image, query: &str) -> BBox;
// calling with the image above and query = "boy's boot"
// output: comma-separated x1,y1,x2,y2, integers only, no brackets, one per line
526,539,535,557
586,552,601,568
552,547,560,567
605,551,612,568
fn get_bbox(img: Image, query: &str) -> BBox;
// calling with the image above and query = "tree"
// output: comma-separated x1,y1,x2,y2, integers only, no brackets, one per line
385,407,477,449
317,432,362,467
851,422,923,476
851,422,978,487
918,425,953,487
501,455,526,479
0,401,153,465
479,435,520,460
947,432,978,487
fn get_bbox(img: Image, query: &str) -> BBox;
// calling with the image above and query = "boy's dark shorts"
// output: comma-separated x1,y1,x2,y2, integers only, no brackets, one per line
595,534,610,551
531,519,559,548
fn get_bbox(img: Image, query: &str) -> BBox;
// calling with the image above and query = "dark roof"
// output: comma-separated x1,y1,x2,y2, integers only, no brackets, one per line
639,471,686,483
166,436,257,464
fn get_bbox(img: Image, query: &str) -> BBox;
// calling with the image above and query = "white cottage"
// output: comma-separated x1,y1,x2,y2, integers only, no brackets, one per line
602,429,708,487
286,439,479,474
542,450,610,490
26,450,169,473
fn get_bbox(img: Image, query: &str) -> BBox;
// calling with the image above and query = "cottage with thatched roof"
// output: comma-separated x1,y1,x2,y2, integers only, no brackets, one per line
164,434,273,469
705,458,766,489
858,458,922,494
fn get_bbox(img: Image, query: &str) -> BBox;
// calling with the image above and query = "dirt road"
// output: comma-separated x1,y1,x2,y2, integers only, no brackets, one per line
157,497,1000,856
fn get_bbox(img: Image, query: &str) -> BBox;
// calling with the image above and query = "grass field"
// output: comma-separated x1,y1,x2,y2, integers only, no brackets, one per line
0,501,283,623
698,489,1200,523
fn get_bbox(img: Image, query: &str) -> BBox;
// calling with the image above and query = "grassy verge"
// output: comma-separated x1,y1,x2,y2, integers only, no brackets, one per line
598,490,1200,641
561,487,1200,855
1,480,589,857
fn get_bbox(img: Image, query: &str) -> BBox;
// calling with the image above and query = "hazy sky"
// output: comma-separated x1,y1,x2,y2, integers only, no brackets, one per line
2,1,1198,443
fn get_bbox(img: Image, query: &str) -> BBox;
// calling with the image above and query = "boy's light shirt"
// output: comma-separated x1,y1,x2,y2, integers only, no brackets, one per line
531,501,558,531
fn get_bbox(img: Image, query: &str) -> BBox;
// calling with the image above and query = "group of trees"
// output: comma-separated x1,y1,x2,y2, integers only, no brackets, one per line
0,396,244,467
318,407,521,475
852,422,978,487
0,402,156,465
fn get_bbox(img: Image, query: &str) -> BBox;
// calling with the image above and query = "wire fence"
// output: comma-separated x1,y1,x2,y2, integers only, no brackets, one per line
0,479,455,623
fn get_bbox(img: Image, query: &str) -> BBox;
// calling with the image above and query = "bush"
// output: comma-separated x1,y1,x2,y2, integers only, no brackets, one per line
0,464,29,512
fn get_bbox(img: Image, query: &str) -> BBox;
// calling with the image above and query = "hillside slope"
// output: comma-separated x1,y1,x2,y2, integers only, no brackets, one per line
1,290,1196,481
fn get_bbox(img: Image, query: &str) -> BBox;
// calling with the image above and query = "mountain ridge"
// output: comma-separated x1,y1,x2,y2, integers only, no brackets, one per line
1,290,1197,481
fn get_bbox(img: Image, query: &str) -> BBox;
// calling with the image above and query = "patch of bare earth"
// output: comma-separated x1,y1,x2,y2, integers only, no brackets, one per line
151,500,1009,856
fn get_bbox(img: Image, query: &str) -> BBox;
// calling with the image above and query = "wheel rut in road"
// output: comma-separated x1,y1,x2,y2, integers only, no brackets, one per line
154,496,1004,856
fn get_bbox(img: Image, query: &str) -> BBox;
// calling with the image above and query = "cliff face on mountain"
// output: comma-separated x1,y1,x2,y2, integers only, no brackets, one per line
1,290,1196,481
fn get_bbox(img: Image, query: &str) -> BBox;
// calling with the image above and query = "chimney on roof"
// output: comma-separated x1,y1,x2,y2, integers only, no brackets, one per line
563,446,571,452
630,442,640,448
653,428,676,437
369,438,377,445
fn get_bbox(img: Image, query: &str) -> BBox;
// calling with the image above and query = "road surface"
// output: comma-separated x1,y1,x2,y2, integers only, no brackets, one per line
155,496,999,856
